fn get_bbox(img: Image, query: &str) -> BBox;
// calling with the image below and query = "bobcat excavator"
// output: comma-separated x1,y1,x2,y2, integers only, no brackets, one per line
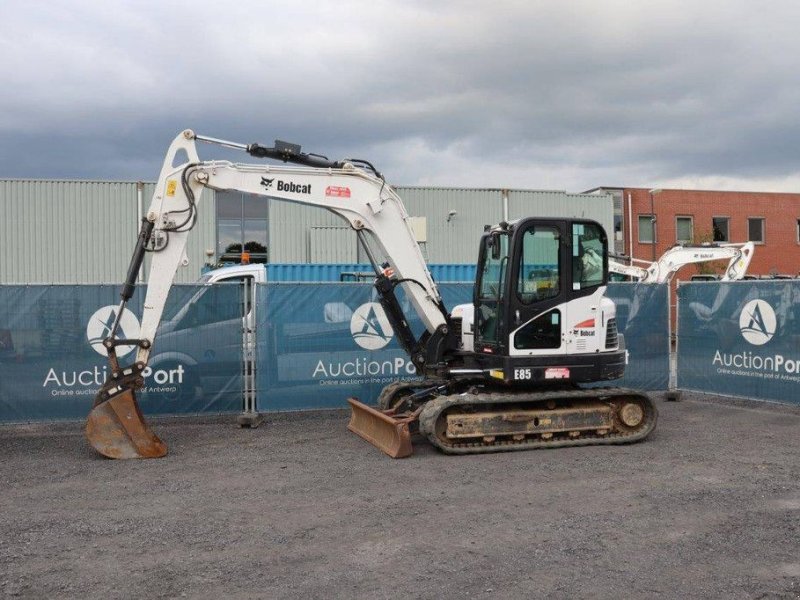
608,242,755,283
86,130,656,459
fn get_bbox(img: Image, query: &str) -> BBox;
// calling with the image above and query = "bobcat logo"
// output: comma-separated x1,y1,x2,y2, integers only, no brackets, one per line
260,177,274,190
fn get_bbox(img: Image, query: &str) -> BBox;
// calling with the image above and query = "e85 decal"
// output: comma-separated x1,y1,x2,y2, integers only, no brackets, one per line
514,368,532,380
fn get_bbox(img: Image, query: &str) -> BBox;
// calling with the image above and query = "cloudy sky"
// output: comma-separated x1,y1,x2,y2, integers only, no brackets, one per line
2,0,799,192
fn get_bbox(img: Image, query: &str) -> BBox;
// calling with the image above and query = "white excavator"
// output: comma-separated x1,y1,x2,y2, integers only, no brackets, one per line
86,130,656,459
607,243,754,283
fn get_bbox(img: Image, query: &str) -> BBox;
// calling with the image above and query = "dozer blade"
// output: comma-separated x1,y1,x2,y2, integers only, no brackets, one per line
86,389,167,459
347,398,415,458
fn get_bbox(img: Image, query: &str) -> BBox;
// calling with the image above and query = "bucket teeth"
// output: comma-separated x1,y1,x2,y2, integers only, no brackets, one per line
346,398,415,458
86,389,167,459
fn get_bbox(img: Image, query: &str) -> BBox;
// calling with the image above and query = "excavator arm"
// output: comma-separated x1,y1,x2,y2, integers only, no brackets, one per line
609,242,754,284
138,131,447,363
87,129,452,459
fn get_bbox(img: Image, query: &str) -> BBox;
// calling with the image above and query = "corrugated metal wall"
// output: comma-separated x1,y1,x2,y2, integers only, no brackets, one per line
266,187,611,264
0,180,215,284
309,227,358,262
398,187,503,265
268,202,344,262
1,179,611,283
507,190,614,238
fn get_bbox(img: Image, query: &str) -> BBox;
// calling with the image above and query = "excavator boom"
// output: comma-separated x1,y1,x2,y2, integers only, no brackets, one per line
87,130,450,458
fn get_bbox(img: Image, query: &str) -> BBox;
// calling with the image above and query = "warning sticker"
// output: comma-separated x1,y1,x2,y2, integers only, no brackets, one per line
166,180,177,197
325,186,351,198
544,368,570,379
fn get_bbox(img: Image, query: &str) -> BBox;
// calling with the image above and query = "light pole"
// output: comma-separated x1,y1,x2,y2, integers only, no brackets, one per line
649,188,662,260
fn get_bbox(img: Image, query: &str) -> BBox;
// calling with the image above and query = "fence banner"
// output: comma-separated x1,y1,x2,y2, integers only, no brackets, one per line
255,283,470,411
0,284,243,422
677,281,800,404
604,282,670,391
255,282,668,412
0,280,670,421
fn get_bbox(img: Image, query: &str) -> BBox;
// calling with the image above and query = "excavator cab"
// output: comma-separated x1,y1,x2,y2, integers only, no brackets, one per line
351,216,654,457
471,218,620,382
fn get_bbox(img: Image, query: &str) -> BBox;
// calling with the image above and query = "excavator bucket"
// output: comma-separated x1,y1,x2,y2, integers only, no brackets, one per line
346,397,417,458
86,389,167,459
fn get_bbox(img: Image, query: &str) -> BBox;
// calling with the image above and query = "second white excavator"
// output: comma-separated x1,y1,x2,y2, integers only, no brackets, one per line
607,243,754,283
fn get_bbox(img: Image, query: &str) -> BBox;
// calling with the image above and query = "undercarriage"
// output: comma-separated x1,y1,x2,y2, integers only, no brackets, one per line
348,380,657,457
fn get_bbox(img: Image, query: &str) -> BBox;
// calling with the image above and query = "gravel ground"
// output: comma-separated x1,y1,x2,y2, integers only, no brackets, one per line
1,391,799,600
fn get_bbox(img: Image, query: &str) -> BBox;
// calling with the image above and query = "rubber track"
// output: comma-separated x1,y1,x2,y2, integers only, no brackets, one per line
418,387,657,455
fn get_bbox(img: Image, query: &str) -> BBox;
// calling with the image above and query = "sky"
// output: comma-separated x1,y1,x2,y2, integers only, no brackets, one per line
2,0,799,192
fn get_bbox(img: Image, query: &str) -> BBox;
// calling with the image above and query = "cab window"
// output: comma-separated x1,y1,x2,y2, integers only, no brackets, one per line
475,233,509,345
514,309,561,350
572,223,605,291
517,226,560,304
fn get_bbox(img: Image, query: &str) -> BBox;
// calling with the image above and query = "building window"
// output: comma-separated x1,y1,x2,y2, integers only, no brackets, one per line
676,216,693,243
217,219,244,258
216,191,269,263
638,215,656,243
797,219,800,243
712,217,729,242
747,218,765,244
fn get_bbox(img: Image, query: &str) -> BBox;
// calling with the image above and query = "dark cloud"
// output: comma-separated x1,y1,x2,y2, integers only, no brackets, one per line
1,0,799,191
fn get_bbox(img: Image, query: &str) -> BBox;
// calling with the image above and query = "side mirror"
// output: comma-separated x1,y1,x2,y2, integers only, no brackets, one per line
490,234,501,260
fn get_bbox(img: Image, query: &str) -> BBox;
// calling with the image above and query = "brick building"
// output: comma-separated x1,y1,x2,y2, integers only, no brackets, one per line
586,187,800,279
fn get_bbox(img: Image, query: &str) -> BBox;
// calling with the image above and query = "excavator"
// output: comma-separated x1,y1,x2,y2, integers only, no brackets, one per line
86,130,657,459
607,243,754,283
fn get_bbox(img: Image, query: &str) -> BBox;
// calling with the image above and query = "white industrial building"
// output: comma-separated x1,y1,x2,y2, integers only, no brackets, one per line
0,179,612,283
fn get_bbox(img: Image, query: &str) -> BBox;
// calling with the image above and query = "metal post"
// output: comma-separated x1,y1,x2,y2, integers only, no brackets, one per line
667,280,682,401
649,188,662,261
627,192,633,261
237,278,264,427
649,190,656,261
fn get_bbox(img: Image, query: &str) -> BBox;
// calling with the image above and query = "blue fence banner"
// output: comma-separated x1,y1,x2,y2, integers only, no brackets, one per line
255,281,669,412
0,284,243,422
678,281,800,404
255,283,470,410
604,282,670,391
1,280,670,422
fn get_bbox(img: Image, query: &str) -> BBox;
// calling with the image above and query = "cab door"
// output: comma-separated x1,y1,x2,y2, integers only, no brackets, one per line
507,220,568,357
473,231,510,353
565,221,608,356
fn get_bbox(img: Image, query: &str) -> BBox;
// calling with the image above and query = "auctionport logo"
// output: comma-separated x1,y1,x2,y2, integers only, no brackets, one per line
739,299,776,346
86,305,141,357
350,302,394,350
